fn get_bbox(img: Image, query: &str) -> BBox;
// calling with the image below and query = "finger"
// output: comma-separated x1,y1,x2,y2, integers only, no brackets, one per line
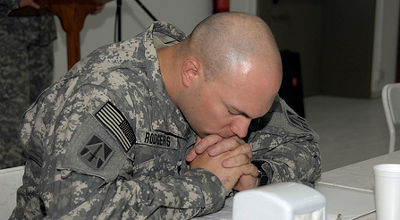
239,164,259,177
195,136,202,145
185,137,204,162
236,143,253,161
233,174,258,191
195,134,222,154
221,153,251,168
207,136,243,156
186,148,197,162
219,142,252,160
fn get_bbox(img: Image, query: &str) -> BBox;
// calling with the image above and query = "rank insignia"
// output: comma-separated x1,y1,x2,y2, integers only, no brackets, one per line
80,135,114,170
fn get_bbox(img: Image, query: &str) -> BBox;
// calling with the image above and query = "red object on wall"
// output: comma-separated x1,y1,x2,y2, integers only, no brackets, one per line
214,0,229,12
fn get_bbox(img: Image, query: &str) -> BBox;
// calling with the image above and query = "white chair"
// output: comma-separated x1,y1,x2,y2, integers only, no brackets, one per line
0,166,24,220
382,83,400,153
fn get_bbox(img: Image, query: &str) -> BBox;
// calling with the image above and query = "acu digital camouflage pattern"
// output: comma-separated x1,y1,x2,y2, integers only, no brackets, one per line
0,0,56,169
246,97,321,186
10,22,321,219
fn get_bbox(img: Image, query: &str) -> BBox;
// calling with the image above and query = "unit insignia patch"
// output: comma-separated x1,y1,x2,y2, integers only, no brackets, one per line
79,135,114,170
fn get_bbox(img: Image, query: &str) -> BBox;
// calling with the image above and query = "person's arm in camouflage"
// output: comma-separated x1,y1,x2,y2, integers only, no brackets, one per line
17,85,236,219
246,96,321,186
44,167,226,219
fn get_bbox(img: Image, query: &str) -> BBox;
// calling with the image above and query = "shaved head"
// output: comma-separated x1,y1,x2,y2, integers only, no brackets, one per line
186,12,281,80
158,12,282,138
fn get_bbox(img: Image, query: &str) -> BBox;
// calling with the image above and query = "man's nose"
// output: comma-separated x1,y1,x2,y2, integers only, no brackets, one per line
231,117,252,138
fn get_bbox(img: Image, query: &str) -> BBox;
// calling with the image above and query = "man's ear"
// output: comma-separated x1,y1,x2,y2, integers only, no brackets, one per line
181,58,202,87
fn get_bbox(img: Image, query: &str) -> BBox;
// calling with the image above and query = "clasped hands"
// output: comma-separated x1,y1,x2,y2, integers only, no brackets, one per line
186,135,259,194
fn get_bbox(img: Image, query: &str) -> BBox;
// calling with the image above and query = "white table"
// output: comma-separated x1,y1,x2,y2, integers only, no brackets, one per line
315,150,400,220
196,151,400,220
318,150,400,192
3,152,399,219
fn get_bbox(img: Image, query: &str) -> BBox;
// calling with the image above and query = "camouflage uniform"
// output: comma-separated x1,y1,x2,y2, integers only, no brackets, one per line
0,0,56,169
10,22,320,219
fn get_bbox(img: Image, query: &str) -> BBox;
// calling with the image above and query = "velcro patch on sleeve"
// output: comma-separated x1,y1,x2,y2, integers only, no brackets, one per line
60,115,128,182
79,135,114,170
135,130,178,149
95,102,136,152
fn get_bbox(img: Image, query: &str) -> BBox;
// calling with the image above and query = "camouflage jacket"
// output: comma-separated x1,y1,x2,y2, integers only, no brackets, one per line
0,0,56,45
11,22,321,219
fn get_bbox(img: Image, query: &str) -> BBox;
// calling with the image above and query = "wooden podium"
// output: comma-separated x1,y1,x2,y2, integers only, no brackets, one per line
10,0,111,69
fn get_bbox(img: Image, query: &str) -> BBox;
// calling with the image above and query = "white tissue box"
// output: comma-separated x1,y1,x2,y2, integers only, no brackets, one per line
233,182,326,220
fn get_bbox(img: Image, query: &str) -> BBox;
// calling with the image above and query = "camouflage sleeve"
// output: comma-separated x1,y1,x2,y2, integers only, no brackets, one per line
246,96,321,186
44,168,225,219
31,85,225,219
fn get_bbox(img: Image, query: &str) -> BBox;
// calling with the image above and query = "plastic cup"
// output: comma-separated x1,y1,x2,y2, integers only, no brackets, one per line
373,164,400,220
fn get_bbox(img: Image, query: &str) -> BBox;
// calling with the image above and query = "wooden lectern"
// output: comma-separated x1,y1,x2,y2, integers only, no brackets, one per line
10,0,111,70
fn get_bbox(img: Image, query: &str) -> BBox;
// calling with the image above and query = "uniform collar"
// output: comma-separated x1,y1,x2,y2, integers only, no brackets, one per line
142,22,195,139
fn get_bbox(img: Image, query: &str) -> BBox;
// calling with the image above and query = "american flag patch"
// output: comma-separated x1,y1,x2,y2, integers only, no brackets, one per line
95,102,136,152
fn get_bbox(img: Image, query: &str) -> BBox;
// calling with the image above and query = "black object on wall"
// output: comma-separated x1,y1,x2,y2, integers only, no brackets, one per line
278,50,305,118
114,0,158,43
115,0,122,42
134,0,157,21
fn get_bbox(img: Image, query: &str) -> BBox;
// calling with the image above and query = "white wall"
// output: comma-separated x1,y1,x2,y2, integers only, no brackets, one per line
53,0,213,80
230,0,257,15
371,0,400,98
257,0,323,97
237,0,400,98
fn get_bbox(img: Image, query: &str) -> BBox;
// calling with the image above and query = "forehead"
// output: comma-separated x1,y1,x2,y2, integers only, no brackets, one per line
217,67,281,118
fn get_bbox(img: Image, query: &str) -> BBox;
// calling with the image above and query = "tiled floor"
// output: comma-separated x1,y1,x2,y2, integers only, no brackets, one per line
304,96,392,171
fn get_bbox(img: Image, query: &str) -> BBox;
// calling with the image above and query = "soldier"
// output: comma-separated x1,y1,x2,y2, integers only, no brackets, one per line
0,0,56,169
10,12,321,219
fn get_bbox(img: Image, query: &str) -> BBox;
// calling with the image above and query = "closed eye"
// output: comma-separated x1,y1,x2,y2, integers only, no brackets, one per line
228,108,251,119
228,110,239,115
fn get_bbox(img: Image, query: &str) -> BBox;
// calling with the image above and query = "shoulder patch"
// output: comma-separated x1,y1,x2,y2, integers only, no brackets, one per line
60,115,129,182
95,102,136,152
79,135,114,170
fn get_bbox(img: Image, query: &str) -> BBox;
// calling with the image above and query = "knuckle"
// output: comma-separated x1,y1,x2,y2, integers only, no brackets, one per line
243,143,251,151
242,164,252,174
201,138,209,146
222,140,230,149
239,154,249,163
237,154,248,165
210,134,221,143
239,144,250,153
